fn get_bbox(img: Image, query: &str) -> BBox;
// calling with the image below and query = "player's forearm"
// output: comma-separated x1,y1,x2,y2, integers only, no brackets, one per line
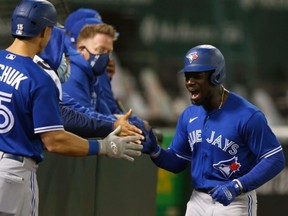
60,104,114,138
238,151,285,192
151,148,189,173
40,130,98,156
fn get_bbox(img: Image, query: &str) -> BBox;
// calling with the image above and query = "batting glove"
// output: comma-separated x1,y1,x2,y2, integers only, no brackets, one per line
141,128,160,155
99,126,143,162
209,180,243,206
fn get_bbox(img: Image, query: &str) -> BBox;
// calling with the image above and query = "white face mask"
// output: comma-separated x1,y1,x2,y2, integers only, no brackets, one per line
57,53,71,83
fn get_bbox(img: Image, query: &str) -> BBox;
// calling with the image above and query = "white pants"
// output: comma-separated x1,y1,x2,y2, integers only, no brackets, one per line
0,152,38,216
185,189,257,216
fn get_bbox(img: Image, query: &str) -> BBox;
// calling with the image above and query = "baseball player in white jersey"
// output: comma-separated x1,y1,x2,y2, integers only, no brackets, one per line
141,45,285,215
0,1,142,215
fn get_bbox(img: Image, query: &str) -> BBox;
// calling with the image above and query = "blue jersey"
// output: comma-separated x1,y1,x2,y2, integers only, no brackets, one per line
0,50,63,163
170,93,283,189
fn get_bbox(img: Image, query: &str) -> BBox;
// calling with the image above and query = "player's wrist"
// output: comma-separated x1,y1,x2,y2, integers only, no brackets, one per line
232,179,243,195
88,140,100,155
150,145,161,158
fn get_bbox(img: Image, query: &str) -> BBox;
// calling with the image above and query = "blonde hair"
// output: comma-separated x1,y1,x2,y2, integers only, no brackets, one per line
77,24,117,43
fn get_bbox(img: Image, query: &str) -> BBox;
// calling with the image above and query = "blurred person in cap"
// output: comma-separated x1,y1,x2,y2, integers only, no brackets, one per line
64,8,122,114
35,26,144,139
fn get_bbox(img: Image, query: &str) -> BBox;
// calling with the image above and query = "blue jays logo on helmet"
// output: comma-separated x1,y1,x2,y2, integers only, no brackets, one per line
11,0,58,37
179,44,226,85
213,156,241,179
186,52,198,64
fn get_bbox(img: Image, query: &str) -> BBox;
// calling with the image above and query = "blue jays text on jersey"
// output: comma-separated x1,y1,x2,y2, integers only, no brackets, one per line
188,129,239,155
169,92,283,189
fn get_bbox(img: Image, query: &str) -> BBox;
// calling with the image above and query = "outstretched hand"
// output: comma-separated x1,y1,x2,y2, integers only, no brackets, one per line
128,118,160,155
99,126,143,162
141,128,159,154
114,109,144,141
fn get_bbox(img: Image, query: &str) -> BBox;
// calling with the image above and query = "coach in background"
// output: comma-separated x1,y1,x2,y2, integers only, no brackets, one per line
142,44,285,215
0,1,142,215
37,26,143,139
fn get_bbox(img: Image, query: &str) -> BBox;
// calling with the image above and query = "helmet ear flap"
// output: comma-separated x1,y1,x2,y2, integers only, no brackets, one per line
210,60,226,85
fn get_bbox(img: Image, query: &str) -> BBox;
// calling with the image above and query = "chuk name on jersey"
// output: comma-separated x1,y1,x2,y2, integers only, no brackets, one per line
0,64,28,90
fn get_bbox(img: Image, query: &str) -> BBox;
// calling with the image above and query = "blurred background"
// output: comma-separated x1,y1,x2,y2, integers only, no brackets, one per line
1,0,288,215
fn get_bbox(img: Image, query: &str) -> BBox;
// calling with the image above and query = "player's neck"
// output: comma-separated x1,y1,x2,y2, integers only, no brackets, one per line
6,38,40,58
203,85,228,111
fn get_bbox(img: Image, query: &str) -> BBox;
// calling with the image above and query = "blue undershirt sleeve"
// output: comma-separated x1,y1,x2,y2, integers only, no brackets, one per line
60,104,114,138
151,148,190,173
238,150,285,192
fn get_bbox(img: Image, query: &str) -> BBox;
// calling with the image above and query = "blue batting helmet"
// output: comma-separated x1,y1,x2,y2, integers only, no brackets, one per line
11,0,57,37
179,44,226,85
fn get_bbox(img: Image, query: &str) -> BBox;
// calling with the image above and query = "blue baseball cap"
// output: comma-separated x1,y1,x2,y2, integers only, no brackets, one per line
64,36,79,56
69,17,103,43
64,8,102,34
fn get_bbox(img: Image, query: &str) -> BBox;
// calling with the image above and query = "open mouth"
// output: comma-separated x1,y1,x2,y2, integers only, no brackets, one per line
189,89,200,101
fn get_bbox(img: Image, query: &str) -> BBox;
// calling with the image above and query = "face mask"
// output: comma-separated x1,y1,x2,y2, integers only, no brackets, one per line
85,48,110,76
57,53,71,83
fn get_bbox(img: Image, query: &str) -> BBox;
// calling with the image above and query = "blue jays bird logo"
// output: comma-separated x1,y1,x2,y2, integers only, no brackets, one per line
213,157,241,178
186,52,198,63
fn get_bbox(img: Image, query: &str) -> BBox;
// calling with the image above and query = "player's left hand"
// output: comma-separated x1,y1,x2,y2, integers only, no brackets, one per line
141,128,159,154
209,180,242,206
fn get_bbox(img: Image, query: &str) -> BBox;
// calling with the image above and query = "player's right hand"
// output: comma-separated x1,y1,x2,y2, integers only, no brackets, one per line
209,180,242,206
114,109,144,141
99,126,143,162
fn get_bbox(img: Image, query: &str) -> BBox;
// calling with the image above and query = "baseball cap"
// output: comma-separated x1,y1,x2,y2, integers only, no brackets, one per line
64,36,79,56
64,8,102,34
69,17,103,43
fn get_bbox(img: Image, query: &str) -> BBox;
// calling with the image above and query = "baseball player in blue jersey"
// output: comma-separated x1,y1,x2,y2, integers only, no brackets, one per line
142,45,285,215
0,1,142,215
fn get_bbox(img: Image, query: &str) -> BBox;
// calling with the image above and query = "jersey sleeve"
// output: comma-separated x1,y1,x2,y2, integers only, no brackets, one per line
169,110,192,161
33,80,63,133
242,111,283,162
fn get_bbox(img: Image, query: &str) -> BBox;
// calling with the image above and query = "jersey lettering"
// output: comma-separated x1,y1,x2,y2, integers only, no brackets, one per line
188,129,239,155
0,91,14,133
0,64,28,90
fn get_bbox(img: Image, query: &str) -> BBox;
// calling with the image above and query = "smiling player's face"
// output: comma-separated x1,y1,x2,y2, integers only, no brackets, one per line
184,71,215,107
